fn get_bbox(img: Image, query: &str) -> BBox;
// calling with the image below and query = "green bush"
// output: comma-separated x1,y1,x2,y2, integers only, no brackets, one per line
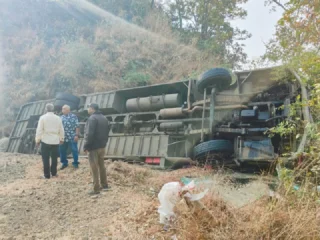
62,42,99,79
122,72,150,87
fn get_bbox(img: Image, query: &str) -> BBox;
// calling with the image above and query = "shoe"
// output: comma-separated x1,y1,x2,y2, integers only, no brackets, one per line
100,186,111,191
88,191,100,196
73,164,79,169
40,176,50,179
60,165,68,170
52,175,58,178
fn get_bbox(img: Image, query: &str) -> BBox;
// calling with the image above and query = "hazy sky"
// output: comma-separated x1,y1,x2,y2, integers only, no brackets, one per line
231,0,284,61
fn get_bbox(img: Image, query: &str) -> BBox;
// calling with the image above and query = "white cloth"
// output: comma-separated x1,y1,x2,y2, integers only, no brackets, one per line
0,137,9,152
35,112,65,145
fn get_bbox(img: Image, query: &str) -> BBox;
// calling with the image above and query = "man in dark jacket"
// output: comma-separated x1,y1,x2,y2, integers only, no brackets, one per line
84,103,110,195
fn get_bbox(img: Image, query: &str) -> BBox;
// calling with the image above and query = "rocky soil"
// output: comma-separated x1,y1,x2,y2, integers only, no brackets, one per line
0,153,272,240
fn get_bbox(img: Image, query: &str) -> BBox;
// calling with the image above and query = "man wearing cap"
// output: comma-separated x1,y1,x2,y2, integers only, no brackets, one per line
84,103,110,195
59,105,80,169
35,103,64,179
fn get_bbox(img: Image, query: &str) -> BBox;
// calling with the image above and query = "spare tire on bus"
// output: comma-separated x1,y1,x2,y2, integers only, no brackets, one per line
197,68,232,93
55,93,80,105
194,139,233,158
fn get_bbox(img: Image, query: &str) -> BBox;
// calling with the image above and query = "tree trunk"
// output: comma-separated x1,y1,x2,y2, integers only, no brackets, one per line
177,0,183,29
200,0,209,40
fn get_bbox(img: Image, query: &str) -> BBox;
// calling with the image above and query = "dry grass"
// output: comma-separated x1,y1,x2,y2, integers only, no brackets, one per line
169,189,320,240
237,196,319,239
174,195,234,240
90,19,215,88
117,163,320,240
107,160,152,186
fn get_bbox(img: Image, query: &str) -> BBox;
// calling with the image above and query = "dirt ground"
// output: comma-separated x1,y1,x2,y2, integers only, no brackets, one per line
0,153,272,240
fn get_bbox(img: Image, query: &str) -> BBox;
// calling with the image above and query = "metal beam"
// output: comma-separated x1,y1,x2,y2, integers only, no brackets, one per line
200,88,207,142
209,88,216,136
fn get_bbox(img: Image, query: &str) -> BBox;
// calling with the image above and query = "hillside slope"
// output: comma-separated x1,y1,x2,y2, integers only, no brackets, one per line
0,0,217,130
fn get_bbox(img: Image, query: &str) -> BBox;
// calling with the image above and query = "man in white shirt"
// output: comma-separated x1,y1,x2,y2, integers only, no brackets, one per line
35,103,65,179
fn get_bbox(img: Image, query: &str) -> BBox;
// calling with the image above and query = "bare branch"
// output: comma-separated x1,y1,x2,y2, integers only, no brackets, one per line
271,0,288,11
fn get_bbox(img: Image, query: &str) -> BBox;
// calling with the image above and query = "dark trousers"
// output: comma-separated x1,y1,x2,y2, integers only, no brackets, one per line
41,142,59,178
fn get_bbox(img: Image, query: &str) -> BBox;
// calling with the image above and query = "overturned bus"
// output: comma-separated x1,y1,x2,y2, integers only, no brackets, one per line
6,67,300,169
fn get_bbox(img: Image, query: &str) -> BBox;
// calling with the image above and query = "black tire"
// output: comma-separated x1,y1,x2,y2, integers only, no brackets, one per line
194,140,233,158
197,68,232,93
170,159,193,170
54,99,79,110
55,92,80,104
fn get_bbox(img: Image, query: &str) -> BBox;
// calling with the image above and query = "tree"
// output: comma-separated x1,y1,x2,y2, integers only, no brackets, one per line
265,0,320,175
161,0,251,67
89,0,152,24
265,0,319,82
